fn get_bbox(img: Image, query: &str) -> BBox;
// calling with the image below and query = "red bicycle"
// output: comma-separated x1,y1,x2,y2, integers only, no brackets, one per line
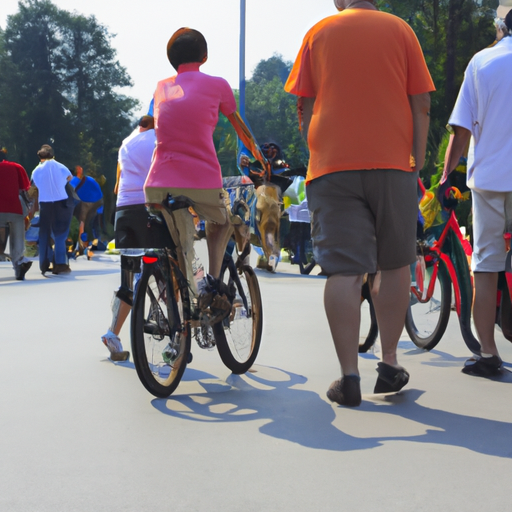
359,181,480,354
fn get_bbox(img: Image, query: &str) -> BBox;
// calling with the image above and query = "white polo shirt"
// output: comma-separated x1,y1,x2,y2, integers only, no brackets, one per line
117,128,156,207
31,159,72,202
449,36,512,192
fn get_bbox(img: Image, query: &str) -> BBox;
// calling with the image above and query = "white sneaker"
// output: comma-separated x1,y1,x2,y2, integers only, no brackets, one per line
101,330,130,361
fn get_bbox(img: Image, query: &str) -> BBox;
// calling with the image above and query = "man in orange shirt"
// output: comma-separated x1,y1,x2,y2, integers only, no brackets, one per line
285,0,434,406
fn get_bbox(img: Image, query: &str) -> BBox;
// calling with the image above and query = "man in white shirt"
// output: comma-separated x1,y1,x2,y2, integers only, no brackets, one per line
442,8,512,376
31,144,74,275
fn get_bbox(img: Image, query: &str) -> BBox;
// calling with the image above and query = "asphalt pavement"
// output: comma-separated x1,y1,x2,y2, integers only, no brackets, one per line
1,251,511,512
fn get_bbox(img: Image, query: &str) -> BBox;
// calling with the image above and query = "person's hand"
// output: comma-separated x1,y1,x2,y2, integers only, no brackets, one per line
437,175,458,211
239,155,250,168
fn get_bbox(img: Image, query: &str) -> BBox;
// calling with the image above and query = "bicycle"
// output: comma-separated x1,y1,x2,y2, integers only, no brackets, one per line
405,204,480,353
358,181,481,355
130,192,263,398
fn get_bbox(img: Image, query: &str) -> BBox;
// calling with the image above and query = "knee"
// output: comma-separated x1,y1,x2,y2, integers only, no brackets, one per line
121,255,141,273
116,286,133,307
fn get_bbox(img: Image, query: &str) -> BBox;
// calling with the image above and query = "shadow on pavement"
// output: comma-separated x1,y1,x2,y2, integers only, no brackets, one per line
150,366,512,458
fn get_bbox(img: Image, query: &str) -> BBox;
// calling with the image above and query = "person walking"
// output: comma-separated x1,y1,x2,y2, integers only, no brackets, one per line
441,8,512,377
0,147,32,280
31,144,74,275
284,0,435,406
70,165,104,254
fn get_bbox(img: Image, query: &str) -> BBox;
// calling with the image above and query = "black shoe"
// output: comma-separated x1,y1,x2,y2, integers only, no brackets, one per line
197,275,236,325
15,261,32,280
52,263,72,275
41,260,52,275
374,362,410,393
462,355,502,376
326,375,362,407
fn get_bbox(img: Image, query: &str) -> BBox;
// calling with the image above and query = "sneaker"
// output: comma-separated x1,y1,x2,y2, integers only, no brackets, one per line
15,261,32,280
462,355,502,376
101,330,130,361
197,275,236,325
326,375,362,407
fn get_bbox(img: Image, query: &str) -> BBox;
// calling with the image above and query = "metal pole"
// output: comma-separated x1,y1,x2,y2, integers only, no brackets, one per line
239,0,246,121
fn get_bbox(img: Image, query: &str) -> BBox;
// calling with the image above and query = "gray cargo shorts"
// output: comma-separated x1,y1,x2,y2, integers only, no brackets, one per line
307,169,418,276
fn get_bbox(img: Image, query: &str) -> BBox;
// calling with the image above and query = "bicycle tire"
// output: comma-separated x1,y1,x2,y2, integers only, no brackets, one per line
405,259,451,350
445,229,481,355
358,281,379,353
498,273,512,342
131,252,191,398
213,264,263,374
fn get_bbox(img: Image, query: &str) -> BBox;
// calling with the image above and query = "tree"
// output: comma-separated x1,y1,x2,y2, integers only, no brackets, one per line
213,55,309,177
376,0,498,178
2,0,68,169
245,54,308,168
1,0,138,189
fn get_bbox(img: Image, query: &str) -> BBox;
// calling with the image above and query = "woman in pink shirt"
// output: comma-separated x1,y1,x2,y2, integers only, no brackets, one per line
145,28,266,287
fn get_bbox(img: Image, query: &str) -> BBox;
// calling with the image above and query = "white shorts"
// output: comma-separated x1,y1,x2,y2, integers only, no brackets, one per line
471,188,512,272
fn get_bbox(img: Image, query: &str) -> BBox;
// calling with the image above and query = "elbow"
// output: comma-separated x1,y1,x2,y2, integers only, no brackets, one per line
410,92,431,115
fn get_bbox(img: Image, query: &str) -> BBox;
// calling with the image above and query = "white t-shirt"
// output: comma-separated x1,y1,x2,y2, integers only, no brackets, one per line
449,36,512,192
117,129,156,207
31,159,72,202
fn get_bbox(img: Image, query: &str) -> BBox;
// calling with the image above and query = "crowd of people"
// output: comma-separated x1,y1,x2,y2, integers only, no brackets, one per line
1,0,511,406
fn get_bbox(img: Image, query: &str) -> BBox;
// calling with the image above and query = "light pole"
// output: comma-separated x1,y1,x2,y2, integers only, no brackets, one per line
239,0,246,121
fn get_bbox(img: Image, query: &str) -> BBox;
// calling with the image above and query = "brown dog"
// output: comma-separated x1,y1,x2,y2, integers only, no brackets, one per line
255,182,281,272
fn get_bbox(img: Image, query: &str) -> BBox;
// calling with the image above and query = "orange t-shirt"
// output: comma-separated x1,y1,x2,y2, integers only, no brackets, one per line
285,9,435,182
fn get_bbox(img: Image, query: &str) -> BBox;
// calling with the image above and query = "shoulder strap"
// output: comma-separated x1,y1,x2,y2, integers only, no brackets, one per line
74,176,87,192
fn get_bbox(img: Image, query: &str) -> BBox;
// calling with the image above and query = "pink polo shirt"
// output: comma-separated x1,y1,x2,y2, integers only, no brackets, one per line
144,64,237,190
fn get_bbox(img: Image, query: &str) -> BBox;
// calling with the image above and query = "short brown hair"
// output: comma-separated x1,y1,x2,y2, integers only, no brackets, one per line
37,144,54,159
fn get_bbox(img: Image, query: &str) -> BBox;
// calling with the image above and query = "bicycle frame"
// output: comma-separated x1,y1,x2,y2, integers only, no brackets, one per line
414,211,471,315
414,209,480,354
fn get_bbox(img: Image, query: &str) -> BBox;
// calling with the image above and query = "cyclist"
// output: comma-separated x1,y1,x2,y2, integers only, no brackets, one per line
100,115,162,361
144,28,268,323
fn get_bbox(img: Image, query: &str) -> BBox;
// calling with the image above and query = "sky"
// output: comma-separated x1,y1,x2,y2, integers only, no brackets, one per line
1,0,336,117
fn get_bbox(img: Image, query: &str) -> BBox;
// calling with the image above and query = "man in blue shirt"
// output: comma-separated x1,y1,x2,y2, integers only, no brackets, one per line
71,165,103,254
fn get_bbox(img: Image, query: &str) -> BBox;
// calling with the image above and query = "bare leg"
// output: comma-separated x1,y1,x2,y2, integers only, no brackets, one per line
371,265,411,367
111,301,131,337
78,220,85,241
206,220,233,279
324,274,363,376
473,272,499,356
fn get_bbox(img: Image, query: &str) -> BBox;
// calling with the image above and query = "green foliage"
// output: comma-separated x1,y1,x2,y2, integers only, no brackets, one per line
213,54,309,176
245,54,308,168
376,0,498,181
213,112,239,176
0,0,138,206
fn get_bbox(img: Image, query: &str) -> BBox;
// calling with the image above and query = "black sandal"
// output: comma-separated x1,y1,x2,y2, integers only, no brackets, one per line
326,375,362,407
462,355,502,377
374,362,410,394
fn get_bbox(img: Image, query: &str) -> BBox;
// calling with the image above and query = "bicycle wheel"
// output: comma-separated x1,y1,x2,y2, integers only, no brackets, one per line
131,252,191,398
405,258,451,350
358,281,379,353
213,264,263,374
445,229,481,355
